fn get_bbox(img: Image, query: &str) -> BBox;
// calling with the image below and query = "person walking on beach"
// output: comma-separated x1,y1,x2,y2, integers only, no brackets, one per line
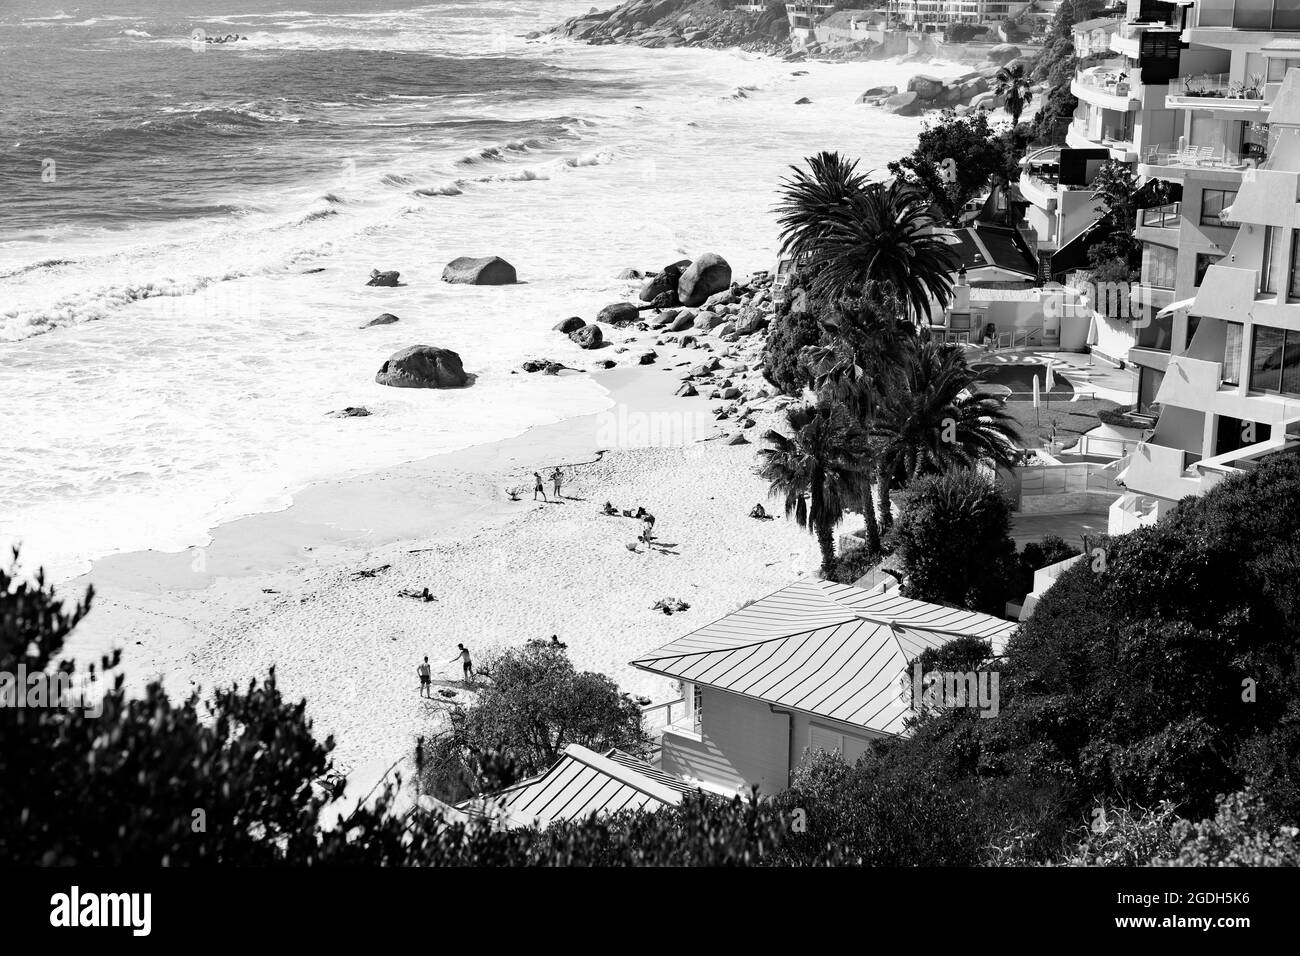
417,656,432,698
533,471,547,502
451,643,474,683
641,512,656,544
550,466,563,500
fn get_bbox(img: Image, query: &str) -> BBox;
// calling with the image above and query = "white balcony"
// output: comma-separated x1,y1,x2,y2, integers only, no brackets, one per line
1119,439,1208,501
1072,67,1141,111
1165,72,1273,115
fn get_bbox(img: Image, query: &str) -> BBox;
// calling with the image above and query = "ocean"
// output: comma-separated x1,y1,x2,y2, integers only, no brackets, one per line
0,0,961,580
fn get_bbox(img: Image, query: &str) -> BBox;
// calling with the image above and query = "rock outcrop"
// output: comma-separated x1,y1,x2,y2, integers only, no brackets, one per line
375,346,469,389
678,252,732,307
362,313,400,328
570,325,603,349
553,316,586,334
598,302,640,326
367,270,400,287
547,0,789,54
441,255,517,285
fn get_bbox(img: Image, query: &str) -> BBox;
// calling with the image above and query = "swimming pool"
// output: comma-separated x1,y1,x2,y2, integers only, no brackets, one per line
972,363,1074,402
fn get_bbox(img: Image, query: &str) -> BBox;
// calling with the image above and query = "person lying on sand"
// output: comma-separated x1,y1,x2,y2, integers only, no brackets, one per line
550,634,567,649
601,501,618,516
749,503,772,520
417,656,432,698
533,471,547,502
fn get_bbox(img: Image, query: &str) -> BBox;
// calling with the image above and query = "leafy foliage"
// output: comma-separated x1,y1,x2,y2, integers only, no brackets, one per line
887,470,1019,614
420,642,648,803
888,110,1007,226
758,402,870,570
776,152,957,321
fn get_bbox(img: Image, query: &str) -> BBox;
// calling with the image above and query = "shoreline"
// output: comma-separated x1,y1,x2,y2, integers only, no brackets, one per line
64,313,822,770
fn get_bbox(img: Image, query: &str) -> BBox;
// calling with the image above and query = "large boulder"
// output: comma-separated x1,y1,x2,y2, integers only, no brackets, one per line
361,313,400,328
598,302,640,325
677,253,732,307
669,311,696,332
693,310,724,330
987,43,1021,65
367,270,400,287
906,74,945,100
441,255,517,285
734,312,769,336
570,325,603,349
553,316,586,334
884,91,923,116
375,346,468,389
855,85,897,102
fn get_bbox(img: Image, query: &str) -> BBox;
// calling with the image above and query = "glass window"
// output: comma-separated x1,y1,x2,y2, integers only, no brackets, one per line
1235,0,1273,30
1262,226,1278,294
1142,243,1178,290
1137,314,1174,351
1267,56,1300,82
1195,253,1222,287
1138,367,1165,413
1251,326,1286,391
1224,322,1243,386
692,684,703,733
1201,189,1238,227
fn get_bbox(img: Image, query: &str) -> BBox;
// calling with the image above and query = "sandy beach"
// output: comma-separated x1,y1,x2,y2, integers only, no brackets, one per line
64,320,822,770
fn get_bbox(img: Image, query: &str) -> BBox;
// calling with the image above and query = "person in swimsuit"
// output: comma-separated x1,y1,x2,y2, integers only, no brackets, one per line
533,471,547,501
550,467,563,500
451,644,473,682
417,656,432,697
641,513,656,543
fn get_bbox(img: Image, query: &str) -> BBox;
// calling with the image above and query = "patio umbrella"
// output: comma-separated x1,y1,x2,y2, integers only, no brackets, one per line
1032,372,1040,426
1086,313,1099,364
1044,361,1056,399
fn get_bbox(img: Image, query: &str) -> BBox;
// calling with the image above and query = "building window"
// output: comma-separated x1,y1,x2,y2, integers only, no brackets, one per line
1194,253,1222,287
1142,202,1180,228
1249,325,1300,395
1138,366,1165,413
1142,243,1178,290
692,683,703,733
1136,314,1174,351
1290,231,1300,299
1224,322,1243,387
1200,189,1238,227
1262,226,1278,294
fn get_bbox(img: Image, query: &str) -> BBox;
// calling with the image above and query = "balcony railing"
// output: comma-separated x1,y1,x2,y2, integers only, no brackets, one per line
1140,201,1180,228
1141,144,1253,171
1167,72,1268,103
1075,67,1136,97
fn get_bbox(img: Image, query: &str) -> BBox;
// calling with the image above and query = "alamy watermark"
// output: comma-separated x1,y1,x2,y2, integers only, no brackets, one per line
899,661,1000,718
0,665,104,717
594,405,716,448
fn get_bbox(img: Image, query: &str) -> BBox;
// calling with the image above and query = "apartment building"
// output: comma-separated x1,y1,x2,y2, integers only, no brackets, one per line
893,0,1032,28
1114,66,1300,529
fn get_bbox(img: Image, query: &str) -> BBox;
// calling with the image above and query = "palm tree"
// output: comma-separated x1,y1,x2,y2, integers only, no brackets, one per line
757,403,869,571
803,293,917,553
871,342,1023,529
775,153,958,323
994,63,1033,129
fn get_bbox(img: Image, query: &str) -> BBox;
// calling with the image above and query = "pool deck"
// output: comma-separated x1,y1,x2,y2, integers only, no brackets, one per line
966,348,1138,405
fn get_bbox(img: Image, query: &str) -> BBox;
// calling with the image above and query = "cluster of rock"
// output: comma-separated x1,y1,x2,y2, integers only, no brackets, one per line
784,38,885,63
545,0,788,53
863,57,1028,117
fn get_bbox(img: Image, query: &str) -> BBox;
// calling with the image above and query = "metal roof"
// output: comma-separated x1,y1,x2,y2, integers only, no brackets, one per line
629,581,1016,737
486,745,688,829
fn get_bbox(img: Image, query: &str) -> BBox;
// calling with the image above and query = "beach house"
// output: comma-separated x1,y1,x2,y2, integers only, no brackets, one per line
454,744,695,829
630,580,1017,797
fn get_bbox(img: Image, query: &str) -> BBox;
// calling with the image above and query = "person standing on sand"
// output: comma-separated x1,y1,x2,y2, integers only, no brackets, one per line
451,643,474,683
417,656,432,698
533,471,547,502
550,466,563,500
641,512,656,543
